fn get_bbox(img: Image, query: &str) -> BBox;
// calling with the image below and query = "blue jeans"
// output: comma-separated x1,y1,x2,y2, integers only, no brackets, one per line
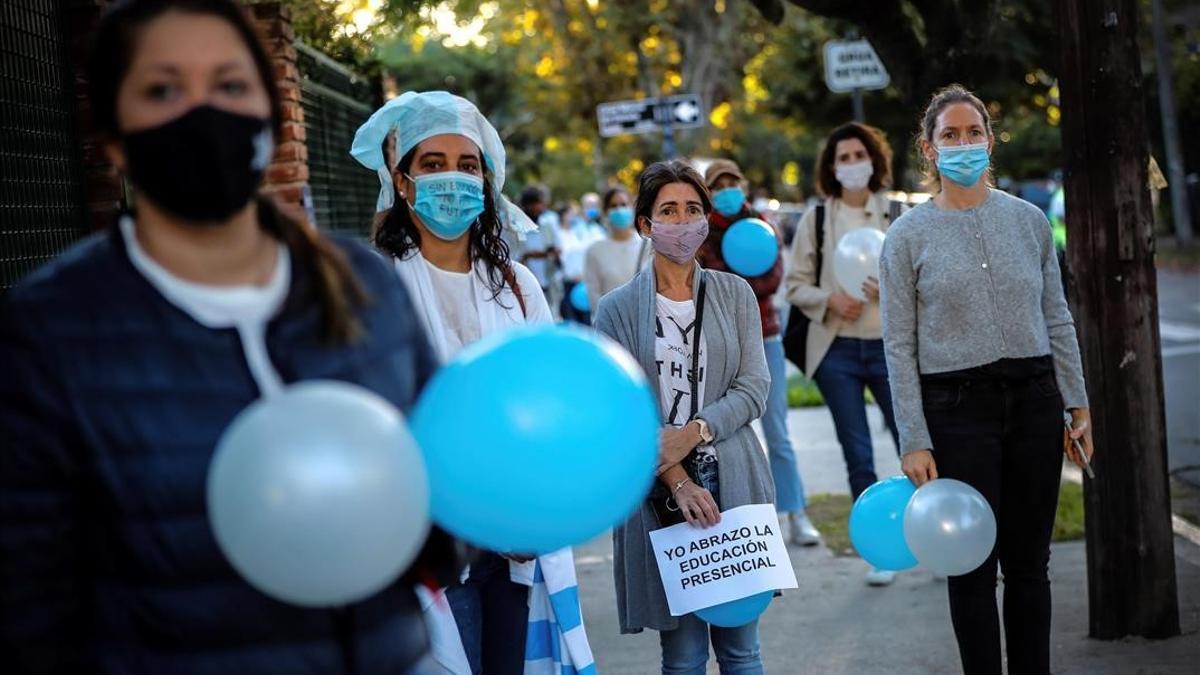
811,337,900,500
762,337,806,512
660,612,764,675
658,460,763,674
445,552,530,675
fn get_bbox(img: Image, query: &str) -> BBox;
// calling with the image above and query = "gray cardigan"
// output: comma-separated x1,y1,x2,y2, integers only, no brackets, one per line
878,188,1089,455
593,263,774,633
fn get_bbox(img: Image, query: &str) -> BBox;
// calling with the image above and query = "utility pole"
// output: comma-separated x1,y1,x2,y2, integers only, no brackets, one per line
1151,0,1193,244
1056,0,1180,639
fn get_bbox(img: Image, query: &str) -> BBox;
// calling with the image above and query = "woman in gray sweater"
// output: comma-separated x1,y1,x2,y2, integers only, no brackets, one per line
594,160,773,674
879,85,1095,675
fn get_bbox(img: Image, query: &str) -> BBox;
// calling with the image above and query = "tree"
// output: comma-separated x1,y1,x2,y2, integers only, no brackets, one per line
1057,0,1180,640
751,0,1060,106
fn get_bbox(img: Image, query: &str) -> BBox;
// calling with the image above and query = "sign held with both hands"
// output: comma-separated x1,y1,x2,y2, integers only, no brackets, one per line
649,504,798,616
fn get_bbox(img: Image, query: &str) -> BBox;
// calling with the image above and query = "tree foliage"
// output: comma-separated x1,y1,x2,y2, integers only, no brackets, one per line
281,0,1114,201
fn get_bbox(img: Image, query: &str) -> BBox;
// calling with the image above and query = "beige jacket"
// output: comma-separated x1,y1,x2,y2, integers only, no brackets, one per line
785,191,903,376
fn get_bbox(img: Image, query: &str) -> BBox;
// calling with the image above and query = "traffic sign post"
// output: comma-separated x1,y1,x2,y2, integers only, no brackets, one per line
596,94,704,158
823,38,889,122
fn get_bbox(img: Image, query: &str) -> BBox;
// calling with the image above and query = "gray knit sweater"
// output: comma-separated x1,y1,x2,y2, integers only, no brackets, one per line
879,188,1089,454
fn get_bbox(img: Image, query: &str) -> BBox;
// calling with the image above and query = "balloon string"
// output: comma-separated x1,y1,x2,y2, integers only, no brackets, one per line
236,322,285,400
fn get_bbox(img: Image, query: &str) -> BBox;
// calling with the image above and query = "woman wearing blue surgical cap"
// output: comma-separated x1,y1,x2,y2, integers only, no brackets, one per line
352,92,585,675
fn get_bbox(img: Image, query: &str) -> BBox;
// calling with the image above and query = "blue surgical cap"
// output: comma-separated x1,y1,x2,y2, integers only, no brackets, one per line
350,91,507,212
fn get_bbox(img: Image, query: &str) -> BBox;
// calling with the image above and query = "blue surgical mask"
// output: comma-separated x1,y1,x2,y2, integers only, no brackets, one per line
585,207,601,221
936,142,991,187
712,186,746,217
405,171,485,240
608,207,634,229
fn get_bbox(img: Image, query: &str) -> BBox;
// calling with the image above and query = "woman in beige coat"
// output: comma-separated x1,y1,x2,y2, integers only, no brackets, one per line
785,122,906,586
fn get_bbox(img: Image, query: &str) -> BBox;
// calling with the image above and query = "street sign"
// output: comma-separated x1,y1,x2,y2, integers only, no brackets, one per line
823,39,890,93
597,94,704,138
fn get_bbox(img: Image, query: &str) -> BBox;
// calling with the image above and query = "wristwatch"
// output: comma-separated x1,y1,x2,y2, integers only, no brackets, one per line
694,418,714,444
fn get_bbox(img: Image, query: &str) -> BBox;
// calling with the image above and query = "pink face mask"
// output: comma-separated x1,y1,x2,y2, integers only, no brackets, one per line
649,218,710,265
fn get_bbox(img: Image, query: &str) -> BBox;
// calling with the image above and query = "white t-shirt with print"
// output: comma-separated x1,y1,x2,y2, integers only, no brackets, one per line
654,293,716,461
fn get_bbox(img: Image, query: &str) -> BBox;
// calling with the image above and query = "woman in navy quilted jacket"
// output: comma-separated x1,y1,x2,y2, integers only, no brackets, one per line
0,1,446,673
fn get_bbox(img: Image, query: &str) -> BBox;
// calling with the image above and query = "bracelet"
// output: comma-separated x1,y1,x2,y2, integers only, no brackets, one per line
671,478,691,497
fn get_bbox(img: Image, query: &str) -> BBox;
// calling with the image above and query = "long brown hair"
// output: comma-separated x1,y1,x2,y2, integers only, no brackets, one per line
633,160,712,234
814,122,893,198
915,84,994,191
87,0,366,343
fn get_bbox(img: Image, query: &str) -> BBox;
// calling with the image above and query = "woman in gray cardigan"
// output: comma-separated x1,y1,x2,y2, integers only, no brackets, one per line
879,85,1094,675
594,160,774,674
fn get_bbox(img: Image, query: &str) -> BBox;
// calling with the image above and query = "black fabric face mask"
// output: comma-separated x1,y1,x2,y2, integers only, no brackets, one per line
121,105,274,223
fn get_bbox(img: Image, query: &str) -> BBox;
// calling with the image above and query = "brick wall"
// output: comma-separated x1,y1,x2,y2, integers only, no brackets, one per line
247,1,311,218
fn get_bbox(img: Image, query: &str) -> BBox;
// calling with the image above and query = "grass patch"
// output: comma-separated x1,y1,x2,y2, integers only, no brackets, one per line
805,494,854,556
786,373,824,408
805,481,1087,560
1053,480,1086,542
786,372,875,408
1156,241,1200,271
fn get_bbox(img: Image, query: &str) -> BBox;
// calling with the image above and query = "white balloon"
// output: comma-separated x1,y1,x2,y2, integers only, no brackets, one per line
207,381,430,607
903,478,997,577
833,228,886,301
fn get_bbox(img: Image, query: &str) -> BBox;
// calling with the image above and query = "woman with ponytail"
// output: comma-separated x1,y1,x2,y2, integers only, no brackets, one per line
880,85,1093,675
0,1,446,672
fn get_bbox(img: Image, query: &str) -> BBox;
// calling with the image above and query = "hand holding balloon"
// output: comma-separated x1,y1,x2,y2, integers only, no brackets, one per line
828,293,865,322
902,449,939,487
862,276,880,302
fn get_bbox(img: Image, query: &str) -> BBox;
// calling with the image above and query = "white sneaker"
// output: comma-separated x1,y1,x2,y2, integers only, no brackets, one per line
866,568,897,587
788,511,821,547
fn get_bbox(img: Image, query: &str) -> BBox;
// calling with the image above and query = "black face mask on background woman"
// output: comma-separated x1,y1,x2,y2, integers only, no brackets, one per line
121,105,274,222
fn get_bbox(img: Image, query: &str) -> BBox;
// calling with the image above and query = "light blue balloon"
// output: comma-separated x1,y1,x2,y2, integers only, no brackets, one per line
695,591,773,627
207,381,430,607
570,283,590,312
849,475,919,571
721,218,777,277
411,325,658,553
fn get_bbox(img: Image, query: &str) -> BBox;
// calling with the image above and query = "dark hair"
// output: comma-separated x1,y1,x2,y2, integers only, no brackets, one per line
633,160,712,233
519,185,546,208
602,186,630,212
916,84,994,191
372,139,515,305
87,0,365,343
815,122,893,199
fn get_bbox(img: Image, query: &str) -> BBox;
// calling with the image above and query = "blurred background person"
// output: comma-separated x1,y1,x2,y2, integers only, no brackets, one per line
554,197,604,324
785,122,905,586
518,184,556,303
583,185,645,310
698,159,821,548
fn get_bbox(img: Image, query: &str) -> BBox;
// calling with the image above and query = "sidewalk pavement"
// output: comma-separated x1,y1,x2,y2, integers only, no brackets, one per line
578,406,1200,674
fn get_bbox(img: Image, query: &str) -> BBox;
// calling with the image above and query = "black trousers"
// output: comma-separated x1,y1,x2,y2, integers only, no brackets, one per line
921,357,1064,675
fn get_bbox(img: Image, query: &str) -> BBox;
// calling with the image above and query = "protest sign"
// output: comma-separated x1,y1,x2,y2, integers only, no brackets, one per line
649,504,798,616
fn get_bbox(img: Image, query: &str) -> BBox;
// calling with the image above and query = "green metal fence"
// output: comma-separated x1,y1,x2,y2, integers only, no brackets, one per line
296,41,379,237
0,0,89,289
